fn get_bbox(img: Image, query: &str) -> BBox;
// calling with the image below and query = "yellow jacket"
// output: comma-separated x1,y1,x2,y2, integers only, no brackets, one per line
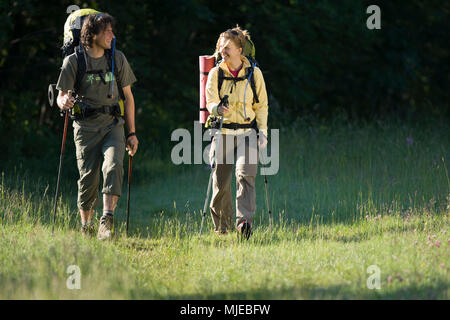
206,56,268,136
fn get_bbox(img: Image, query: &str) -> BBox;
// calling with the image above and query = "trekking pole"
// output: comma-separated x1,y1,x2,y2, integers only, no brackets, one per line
51,90,72,232
126,154,133,236
199,95,228,237
199,161,215,236
259,137,272,228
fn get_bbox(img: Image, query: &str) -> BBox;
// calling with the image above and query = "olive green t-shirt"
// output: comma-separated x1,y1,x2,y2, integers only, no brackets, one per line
56,49,136,131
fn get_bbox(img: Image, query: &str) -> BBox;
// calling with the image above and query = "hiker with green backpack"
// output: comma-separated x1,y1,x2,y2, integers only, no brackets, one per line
56,11,138,240
205,26,269,239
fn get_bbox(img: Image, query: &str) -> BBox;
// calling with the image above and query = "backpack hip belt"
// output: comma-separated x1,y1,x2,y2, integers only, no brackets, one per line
210,118,258,132
70,102,122,120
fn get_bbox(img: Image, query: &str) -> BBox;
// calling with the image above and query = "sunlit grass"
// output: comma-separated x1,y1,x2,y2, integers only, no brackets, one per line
0,119,448,299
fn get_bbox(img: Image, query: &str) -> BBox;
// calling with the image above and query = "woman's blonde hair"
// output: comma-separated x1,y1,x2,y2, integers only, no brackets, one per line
215,25,250,57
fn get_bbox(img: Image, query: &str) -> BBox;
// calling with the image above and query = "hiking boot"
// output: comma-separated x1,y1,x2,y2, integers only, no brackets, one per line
97,214,113,240
237,220,252,240
81,223,96,237
215,230,228,236
81,225,89,236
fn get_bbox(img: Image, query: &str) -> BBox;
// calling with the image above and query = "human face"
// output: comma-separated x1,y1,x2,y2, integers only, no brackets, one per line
219,37,242,63
93,23,115,50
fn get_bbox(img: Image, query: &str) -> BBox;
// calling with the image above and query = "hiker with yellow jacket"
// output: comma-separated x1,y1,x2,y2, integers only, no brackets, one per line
205,26,269,239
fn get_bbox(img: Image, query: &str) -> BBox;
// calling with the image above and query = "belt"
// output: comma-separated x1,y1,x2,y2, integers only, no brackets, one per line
222,118,257,130
91,105,120,115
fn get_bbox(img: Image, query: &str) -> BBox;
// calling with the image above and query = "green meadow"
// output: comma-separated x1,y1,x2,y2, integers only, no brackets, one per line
0,119,448,299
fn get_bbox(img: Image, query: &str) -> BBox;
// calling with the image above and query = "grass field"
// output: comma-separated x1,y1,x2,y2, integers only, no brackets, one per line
0,119,448,299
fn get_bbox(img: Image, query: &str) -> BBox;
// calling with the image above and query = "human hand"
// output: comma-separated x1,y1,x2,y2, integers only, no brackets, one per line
217,104,230,116
258,133,268,149
58,90,75,111
126,134,139,156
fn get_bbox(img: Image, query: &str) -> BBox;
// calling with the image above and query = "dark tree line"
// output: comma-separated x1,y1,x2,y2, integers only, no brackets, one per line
0,0,449,164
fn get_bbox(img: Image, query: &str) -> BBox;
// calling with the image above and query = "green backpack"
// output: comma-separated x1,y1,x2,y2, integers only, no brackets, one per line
62,8,100,58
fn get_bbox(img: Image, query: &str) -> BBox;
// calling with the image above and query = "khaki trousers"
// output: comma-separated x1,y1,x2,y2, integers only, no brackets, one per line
74,120,125,211
209,131,258,233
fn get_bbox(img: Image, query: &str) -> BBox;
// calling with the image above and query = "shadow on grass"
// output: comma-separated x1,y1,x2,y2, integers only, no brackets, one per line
125,282,449,300
109,212,440,247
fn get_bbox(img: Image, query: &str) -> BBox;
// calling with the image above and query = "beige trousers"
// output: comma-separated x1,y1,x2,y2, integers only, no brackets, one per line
209,131,258,233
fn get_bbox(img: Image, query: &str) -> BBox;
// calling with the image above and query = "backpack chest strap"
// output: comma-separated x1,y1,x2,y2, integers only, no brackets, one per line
218,67,259,104
74,45,124,100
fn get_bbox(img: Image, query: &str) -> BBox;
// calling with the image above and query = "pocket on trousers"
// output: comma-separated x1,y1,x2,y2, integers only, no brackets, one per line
76,148,84,160
74,136,84,160
236,163,257,177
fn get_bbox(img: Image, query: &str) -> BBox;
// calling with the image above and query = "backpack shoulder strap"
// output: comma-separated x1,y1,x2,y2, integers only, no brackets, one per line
217,67,224,99
74,45,86,94
248,57,260,104
74,46,125,101
105,49,125,100
245,65,259,104
218,62,259,103
250,70,259,104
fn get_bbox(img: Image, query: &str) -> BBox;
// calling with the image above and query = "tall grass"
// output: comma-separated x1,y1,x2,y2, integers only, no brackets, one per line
0,119,448,299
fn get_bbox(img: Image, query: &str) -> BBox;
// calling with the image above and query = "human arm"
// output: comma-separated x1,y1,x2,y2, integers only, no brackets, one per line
252,67,269,147
205,67,229,116
122,85,138,156
56,55,77,111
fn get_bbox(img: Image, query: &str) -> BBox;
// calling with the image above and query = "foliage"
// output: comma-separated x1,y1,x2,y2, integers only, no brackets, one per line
0,0,449,163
